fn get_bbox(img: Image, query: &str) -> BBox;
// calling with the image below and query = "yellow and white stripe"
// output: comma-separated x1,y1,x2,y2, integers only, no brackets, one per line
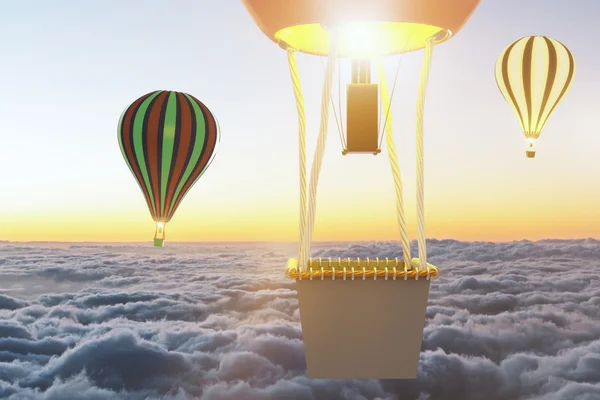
495,36,575,139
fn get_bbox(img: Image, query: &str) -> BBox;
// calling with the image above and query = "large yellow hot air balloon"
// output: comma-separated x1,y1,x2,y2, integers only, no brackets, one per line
242,0,481,379
495,36,575,158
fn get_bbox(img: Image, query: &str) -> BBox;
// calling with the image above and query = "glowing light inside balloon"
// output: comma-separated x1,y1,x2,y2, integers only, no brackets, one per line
336,22,381,58
275,22,449,58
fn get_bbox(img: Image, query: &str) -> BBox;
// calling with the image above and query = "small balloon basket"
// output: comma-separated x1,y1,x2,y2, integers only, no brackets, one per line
287,257,438,379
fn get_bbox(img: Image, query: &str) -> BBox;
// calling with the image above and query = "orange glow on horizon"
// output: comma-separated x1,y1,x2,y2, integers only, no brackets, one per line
6,196,599,243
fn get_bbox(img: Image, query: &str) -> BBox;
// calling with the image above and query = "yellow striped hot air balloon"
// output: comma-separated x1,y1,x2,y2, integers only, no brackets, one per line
495,36,575,158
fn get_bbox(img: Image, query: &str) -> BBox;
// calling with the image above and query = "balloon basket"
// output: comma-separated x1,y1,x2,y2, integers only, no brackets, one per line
287,258,435,379
153,238,164,247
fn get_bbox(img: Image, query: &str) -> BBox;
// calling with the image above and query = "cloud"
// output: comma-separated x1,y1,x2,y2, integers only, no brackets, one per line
0,295,28,311
0,240,598,399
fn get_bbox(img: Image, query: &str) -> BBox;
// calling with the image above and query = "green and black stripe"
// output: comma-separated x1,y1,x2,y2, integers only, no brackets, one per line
118,90,219,222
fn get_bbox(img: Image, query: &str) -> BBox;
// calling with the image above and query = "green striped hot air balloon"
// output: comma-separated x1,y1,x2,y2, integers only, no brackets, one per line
118,90,220,247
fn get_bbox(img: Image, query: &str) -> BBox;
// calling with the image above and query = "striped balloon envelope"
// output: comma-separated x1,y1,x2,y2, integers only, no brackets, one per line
495,36,575,158
118,90,220,246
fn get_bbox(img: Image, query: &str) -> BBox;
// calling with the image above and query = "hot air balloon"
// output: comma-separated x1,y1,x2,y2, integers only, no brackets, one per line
495,36,575,158
242,0,480,379
118,90,219,247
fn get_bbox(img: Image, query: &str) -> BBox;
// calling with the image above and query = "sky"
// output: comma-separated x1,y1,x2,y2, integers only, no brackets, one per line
0,239,599,399
2,0,600,243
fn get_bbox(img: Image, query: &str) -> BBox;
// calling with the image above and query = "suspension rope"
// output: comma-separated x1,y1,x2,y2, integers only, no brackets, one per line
375,60,412,269
319,56,346,149
378,58,402,150
338,58,345,148
286,48,308,277
301,35,338,266
286,32,434,274
378,28,416,149
415,36,436,270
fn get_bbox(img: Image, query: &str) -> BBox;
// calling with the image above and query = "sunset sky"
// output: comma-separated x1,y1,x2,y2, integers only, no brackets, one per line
2,0,599,243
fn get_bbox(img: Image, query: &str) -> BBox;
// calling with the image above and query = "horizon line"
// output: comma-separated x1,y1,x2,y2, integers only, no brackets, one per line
1,237,599,245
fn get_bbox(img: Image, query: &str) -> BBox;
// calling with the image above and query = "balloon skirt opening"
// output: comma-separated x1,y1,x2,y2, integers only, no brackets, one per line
296,275,430,379
153,238,164,247
275,22,448,58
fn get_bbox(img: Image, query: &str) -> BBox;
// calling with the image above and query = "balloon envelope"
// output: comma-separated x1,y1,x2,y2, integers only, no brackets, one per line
242,0,481,57
118,90,219,225
495,35,575,156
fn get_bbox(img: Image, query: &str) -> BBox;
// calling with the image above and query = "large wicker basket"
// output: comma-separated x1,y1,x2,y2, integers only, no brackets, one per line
287,257,436,379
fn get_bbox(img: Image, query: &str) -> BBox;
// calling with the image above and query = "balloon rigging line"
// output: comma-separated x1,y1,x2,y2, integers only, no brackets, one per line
286,48,308,272
338,58,345,149
379,27,416,149
287,29,437,273
415,35,436,272
319,56,346,150
376,60,412,267
302,35,338,269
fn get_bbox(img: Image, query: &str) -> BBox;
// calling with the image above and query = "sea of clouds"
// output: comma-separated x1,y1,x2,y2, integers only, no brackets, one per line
0,239,599,400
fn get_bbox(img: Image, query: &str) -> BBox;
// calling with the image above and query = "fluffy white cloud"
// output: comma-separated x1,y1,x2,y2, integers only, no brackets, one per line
0,239,598,399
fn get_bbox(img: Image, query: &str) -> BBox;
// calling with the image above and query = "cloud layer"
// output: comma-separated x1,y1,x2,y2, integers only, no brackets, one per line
0,239,599,399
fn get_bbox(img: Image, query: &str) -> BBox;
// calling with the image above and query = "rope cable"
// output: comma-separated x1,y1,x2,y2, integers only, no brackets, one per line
378,28,416,149
285,48,308,275
320,57,346,150
338,58,346,149
415,35,436,271
301,35,338,266
286,30,435,274
376,60,412,268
